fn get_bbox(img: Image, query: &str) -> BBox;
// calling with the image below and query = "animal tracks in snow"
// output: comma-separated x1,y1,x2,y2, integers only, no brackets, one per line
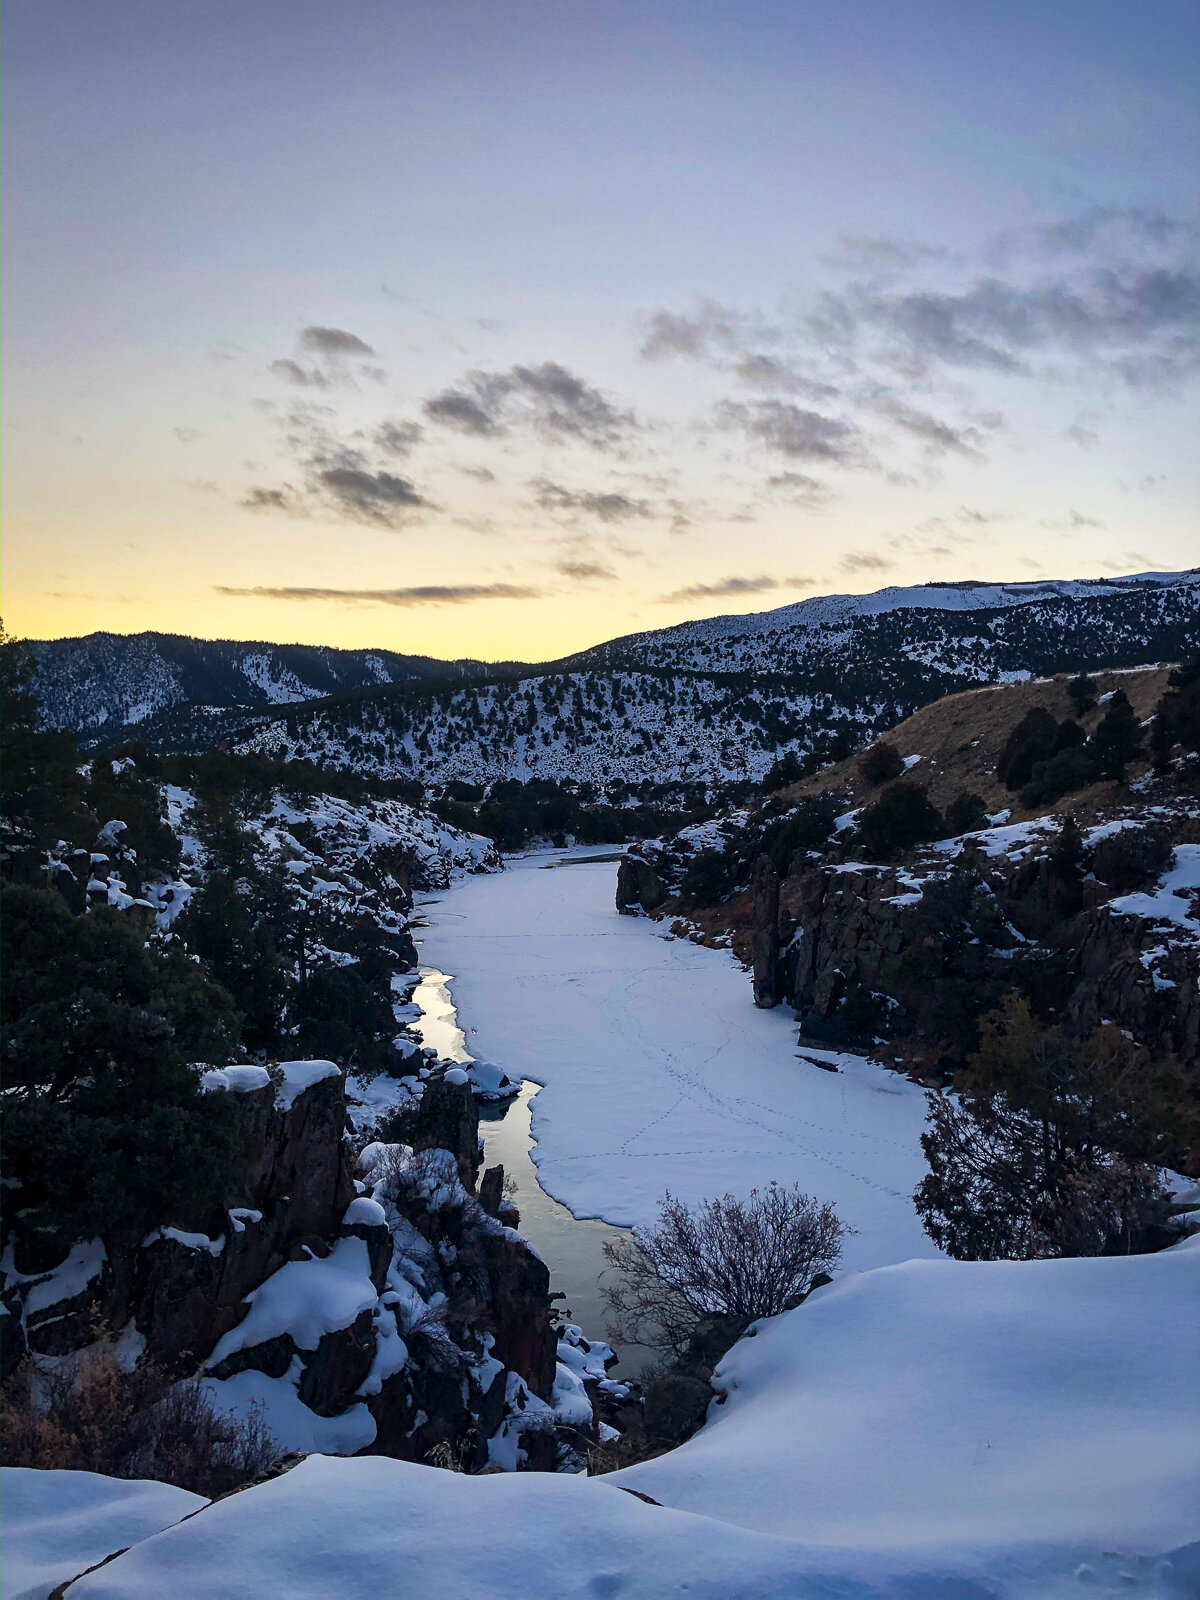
421,851,941,1270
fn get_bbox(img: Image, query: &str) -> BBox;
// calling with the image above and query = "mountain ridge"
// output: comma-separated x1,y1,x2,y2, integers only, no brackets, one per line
26,570,1199,784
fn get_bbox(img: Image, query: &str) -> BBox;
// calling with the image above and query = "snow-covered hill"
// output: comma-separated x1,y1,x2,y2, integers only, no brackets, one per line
26,632,502,741
26,572,1200,783
224,575,1200,786
572,568,1199,674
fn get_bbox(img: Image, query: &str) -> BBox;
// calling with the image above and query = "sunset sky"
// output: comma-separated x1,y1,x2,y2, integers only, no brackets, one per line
3,0,1198,661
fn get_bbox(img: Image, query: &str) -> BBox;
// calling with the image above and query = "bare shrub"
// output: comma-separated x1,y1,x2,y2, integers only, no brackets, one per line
0,1341,277,1497
603,1185,850,1360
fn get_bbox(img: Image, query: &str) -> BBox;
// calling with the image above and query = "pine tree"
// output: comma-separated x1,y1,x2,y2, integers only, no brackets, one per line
1087,690,1142,782
1066,672,1098,716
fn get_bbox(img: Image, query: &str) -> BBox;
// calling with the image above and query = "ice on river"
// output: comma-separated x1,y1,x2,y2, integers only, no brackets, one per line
418,849,940,1270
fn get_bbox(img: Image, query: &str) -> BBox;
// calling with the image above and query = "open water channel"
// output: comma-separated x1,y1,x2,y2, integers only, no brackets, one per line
406,955,656,1380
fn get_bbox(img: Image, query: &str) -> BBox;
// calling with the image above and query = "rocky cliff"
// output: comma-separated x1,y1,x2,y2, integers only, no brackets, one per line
2,1060,570,1471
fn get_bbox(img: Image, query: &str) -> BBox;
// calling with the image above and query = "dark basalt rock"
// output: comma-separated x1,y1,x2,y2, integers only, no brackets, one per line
339,1217,393,1294
616,851,665,914
476,1225,556,1399
749,854,781,1008
207,1332,297,1383
298,1309,376,1415
412,1077,480,1190
478,1164,505,1219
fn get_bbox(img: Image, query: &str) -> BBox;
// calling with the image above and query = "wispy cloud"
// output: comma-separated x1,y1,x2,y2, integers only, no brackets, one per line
764,471,833,507
299,326,375,358
639,298,767,361
714,399,866,465
556,559,618,581
215,583,544,606
840,552,894,573
531,478,654,523
424,362,638,450
657,574,813,603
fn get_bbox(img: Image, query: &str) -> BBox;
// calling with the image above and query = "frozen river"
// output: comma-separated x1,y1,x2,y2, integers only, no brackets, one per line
414,848,939,1276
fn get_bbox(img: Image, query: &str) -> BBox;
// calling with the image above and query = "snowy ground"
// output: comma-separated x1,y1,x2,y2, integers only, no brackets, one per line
18,1241,1200,1599
417,848,939,1271
615,1241,1200,1573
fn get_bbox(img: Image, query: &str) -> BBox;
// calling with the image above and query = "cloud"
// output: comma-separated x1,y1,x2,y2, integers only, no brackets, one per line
531,478,654,523
242,486,302,513
1039,510,1106,530
215,583,543,607
423,389,501,436
832,234,951,270
841,552,894,573
269,359,333,389
992,207,1197,264
299,326,375,358
373,420,423,457
729,353,839,400
865,392,993,458
953,506,1012,525
173,426,202,442
1065,411,1101,449
764,471,832,506
715,399,864,464
639,298,756,361
315,468,429,520
815,262,1200,389
556,559,618,581
455,464,496,482
246,403,432,526
657,574,813,603
424,362,637,449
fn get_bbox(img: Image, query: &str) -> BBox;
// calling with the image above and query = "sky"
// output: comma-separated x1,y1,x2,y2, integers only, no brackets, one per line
3,0,1198,662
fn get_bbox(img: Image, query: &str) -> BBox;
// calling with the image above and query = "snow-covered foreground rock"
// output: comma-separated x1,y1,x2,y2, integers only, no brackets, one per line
419,850,939,1270
14,1238,1197,1599
0,1469,205,1600
614,1240,1200,1567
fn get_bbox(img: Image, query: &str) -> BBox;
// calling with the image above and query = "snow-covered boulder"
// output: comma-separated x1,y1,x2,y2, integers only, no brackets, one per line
0,1467,204,1600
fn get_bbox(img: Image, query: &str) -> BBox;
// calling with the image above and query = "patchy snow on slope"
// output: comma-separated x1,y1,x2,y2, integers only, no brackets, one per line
206,1235,378,1367
0,1467,205,1600
418,851,938,1269
201,1365,377,1457
1109,845,1200,941
262,791,499,887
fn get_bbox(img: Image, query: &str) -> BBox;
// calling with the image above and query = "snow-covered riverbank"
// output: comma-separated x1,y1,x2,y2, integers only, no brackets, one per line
417,847,939,1272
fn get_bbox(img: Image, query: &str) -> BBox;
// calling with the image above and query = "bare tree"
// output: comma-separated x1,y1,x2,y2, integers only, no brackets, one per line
603,1184,850,1361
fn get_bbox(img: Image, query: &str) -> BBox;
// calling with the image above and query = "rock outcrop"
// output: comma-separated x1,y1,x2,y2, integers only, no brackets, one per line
616,850,666,914
2,1060,563,1472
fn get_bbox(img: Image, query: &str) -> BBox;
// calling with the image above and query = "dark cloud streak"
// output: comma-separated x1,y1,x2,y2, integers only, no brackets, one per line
216,583,543,607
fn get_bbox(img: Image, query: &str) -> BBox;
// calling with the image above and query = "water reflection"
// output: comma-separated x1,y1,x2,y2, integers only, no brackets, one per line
409,961,654,1380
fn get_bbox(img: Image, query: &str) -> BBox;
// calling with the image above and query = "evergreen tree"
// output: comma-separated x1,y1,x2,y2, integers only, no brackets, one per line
944,791,989,835
1066,672,1097,716
2,887,240,1242
997,708,1059,791
1087,690,1142,782
1150,656,1200,771
914,997,1183,1260
856,781,945,856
